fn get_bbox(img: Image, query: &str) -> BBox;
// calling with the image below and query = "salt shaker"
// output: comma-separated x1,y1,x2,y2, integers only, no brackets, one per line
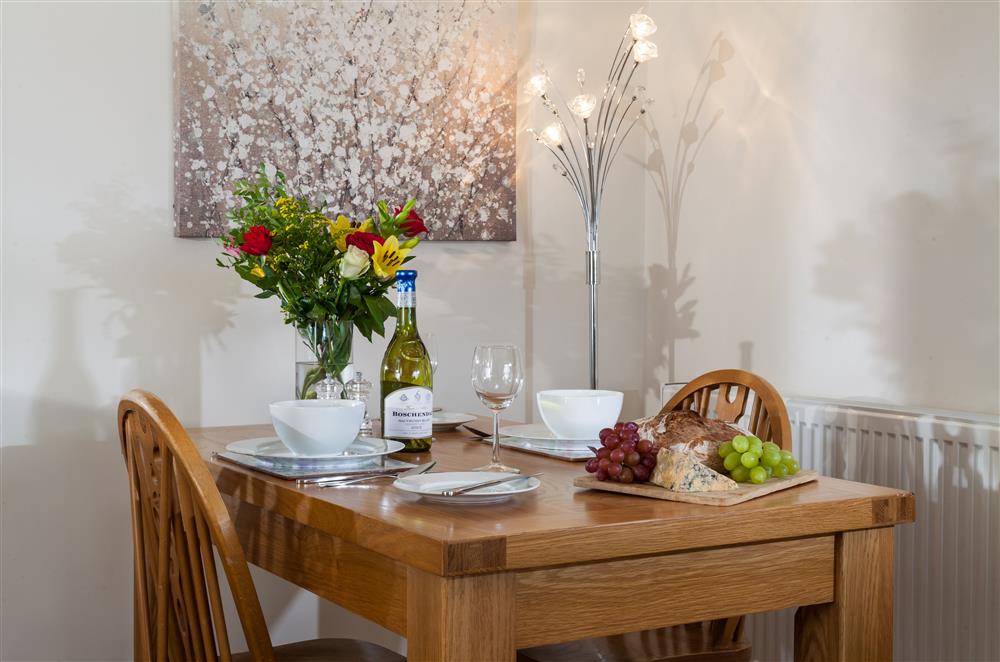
314,374,343,400
345,371,373,436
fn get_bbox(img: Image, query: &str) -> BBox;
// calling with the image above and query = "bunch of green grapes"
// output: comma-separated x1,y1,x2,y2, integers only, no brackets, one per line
718,435,800,484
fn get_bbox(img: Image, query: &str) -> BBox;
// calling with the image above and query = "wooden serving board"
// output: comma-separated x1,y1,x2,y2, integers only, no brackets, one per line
573,470,819,506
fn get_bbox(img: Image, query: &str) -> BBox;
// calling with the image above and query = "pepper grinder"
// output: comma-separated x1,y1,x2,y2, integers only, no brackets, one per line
345,371,373,436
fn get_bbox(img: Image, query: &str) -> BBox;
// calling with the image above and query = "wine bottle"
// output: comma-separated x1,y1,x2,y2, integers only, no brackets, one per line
380,270,433,451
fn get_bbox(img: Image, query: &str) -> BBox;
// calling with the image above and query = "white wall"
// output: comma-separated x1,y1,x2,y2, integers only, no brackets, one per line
641,0,1000,415
1,1,997,660
0,2,644,659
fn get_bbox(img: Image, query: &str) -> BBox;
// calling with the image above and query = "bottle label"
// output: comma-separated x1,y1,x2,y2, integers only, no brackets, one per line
397,291,416,308
383,386,432,438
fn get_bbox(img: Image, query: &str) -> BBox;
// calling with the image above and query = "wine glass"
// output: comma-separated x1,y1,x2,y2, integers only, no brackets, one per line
471,344,524,473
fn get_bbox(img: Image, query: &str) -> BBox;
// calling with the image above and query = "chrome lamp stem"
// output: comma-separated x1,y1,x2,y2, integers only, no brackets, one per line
585,248,600,389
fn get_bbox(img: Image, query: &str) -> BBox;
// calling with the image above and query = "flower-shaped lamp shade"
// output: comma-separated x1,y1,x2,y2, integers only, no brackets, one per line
568,93,598,119
539,123,563,147
629,13,657,39
525,73,548,97
633,39,659,63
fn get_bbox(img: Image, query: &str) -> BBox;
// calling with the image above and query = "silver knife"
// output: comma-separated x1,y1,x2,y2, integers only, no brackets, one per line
461,424,492,437
296,468,399,485
439,472,542,497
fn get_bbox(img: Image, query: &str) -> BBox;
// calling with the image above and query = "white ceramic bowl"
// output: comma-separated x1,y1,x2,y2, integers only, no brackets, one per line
536,389,624,440
268,399,365,456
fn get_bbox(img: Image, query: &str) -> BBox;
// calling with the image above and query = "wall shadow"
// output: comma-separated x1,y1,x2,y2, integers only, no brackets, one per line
738,340,754,371
813,119,1000,413
510,227,647,419
517,0,537,423
641,33,733,407
805,120,1000,635
0,403,132,659
0,183,312,658
55,183,238,423
412,210,648,421
1,287,127,659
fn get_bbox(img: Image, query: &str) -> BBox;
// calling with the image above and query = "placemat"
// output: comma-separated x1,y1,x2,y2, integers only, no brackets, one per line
463,434,592,462
213,451,417,481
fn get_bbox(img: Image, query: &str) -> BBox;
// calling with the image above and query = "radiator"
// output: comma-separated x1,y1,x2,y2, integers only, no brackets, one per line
745,397,1000,662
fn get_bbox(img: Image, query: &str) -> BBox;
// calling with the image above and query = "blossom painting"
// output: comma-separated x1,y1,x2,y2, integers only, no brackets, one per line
174,1,517,240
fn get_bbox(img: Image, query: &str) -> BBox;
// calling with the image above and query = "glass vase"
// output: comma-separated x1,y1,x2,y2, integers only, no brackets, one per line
295,318,354,399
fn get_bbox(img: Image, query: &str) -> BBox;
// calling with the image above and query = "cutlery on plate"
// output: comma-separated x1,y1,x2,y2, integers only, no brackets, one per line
439,472,542,497
461,424,492,437
295,468,399,485
314,461,436,487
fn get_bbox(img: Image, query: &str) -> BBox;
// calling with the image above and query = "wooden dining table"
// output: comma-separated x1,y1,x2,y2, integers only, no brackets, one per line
192,419,914,662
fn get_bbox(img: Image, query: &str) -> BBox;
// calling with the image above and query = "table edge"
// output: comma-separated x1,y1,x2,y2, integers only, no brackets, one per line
194,425,916,576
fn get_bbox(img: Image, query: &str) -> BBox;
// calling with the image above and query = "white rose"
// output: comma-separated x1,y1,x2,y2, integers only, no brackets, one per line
340,244,370,279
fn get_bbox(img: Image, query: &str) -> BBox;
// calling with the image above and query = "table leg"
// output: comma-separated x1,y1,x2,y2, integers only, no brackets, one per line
406,567,516,662
795,527,894,661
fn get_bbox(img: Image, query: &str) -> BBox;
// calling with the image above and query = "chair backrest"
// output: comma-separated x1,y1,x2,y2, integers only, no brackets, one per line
663,369,792,450
118,390,274,662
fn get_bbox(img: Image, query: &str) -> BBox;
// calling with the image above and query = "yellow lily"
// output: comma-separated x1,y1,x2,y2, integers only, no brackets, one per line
326,215,352,250
327,214,374,251
371,235,411,279
249,265,265,279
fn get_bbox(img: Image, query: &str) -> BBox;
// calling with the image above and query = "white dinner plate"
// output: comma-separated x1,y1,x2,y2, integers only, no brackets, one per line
432,412,476,431
393,471,541,504
498,423,598,449
226,436,405,462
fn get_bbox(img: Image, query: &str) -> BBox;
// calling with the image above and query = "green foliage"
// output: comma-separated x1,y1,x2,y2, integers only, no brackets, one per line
217,164,422,341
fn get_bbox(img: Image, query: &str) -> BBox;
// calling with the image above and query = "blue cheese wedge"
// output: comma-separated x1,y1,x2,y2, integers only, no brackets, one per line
650,448,738,492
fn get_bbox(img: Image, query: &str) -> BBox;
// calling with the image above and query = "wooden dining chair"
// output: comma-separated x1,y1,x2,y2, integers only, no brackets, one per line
519,369,791,662
118,389,404,662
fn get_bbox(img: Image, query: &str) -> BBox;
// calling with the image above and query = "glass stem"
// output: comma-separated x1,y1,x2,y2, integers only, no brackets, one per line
491,410,501,465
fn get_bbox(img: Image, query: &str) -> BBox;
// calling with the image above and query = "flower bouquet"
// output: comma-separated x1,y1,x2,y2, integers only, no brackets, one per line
218,165,427,398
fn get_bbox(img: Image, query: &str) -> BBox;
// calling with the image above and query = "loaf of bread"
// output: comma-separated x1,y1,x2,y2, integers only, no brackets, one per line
634,409,739,473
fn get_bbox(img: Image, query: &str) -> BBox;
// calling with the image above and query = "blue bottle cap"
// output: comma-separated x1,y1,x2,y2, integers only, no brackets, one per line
395,270,417,292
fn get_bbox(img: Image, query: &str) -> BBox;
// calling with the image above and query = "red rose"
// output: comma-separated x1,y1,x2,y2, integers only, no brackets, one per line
394,207,429,237
400,217,429,237
239,225,272,256
345,231,385,255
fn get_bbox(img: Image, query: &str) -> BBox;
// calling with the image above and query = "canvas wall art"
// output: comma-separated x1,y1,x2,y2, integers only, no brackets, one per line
174,1,517,240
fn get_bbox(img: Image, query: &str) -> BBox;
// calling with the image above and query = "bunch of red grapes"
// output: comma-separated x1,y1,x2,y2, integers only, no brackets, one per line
585,421,657,483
